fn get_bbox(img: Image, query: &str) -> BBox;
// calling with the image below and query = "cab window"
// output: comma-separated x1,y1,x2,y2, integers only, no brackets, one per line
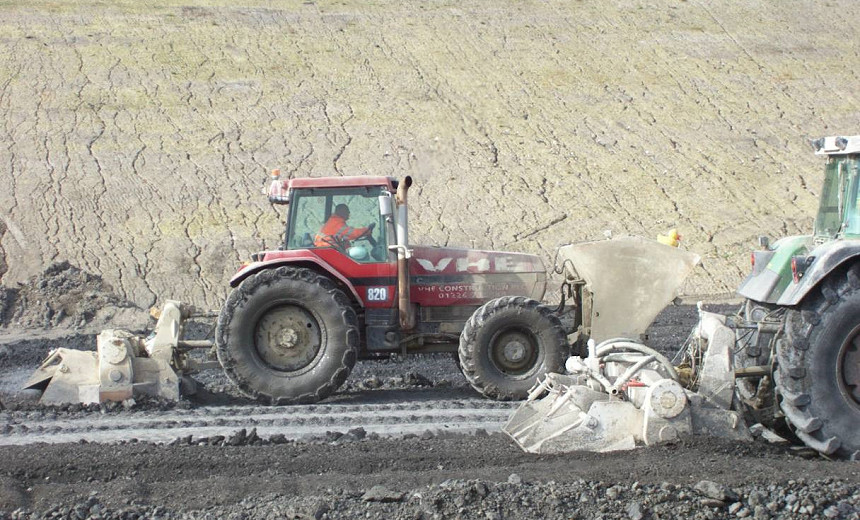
286,186,388,263
816,158,860,237
841,159,860,236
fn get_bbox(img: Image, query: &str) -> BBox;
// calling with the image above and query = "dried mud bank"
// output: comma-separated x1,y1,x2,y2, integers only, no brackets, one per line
0,262,142,332
1,1,859,308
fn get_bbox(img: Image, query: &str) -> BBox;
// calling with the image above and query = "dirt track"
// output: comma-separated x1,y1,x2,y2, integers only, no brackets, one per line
2,0,859,308
1,304,858,518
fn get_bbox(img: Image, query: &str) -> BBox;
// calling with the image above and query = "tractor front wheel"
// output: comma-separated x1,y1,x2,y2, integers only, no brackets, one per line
459,296,567,400
216,267,358,405
781,265,860,459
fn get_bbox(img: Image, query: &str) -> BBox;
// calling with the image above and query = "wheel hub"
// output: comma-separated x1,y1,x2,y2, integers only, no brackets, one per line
490,329,538,375
255,306,322,372
841,335,860,407
277,328,300,350
503,341,527,363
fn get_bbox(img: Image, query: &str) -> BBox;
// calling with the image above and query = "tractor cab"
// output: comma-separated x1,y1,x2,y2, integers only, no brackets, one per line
285,184,390,263
268,172,396,263
812,138,860,240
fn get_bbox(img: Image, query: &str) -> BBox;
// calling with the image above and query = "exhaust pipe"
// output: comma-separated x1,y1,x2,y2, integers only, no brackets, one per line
396,176,415,330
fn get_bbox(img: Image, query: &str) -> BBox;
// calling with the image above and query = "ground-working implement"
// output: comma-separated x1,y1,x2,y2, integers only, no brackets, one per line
504,135,860,460
503,239,752,453
22,301,218,404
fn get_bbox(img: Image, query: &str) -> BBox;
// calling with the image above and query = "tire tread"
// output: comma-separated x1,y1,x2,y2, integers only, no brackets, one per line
216,266,358,406
458,296,566,401
780,264,860,457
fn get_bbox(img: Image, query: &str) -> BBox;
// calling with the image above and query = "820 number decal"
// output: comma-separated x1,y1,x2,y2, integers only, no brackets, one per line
366,287,389,302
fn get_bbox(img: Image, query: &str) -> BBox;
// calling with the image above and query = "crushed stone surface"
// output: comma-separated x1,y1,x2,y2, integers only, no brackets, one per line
0,434,857,519
1,302,858,518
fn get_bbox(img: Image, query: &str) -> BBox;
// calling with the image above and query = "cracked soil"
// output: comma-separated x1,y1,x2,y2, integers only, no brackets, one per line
1,0,858,308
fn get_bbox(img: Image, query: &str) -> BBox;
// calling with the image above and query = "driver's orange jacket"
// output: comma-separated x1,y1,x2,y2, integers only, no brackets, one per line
314,215,368,248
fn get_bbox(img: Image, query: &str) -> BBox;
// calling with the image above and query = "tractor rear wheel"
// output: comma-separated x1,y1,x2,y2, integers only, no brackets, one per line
459,296,567,401
781,265,860,459
216,266,358,405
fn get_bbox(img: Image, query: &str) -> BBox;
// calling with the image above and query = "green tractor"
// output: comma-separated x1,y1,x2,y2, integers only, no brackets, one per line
739,135,860,459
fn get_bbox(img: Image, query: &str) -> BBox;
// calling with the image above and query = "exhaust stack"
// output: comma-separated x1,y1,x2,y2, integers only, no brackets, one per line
396,176,415,330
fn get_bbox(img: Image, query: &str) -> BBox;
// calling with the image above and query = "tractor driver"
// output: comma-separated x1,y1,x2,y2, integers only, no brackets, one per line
314,203,375,248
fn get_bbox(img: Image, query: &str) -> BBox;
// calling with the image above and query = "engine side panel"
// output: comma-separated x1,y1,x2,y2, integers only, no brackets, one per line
229,246,546,310
409,246,546,306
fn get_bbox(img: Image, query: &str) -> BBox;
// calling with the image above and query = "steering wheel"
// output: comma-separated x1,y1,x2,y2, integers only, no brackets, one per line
358,222,377,247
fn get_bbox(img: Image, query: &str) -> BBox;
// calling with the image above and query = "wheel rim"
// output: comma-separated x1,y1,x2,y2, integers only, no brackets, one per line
254,305,322,372
488,327,539,376
839,327,860,409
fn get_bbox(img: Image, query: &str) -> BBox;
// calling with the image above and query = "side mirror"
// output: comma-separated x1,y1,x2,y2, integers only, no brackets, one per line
758,235,770,250
379,193,393,216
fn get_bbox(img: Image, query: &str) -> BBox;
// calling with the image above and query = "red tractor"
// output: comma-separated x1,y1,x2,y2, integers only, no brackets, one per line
215,173,570,404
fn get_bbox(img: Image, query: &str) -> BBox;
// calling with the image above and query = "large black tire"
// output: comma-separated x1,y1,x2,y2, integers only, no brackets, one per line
216,266,359,405
458,296,567,401
781,265,860,459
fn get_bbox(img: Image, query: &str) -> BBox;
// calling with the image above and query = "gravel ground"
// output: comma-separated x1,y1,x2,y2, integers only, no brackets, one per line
0,433,857,519
1,301,858,519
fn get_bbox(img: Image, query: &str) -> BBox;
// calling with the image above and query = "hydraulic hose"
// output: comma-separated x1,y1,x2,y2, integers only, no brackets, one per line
594,338,679,383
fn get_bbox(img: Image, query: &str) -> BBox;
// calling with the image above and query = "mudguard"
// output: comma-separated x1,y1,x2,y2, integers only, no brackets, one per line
739,238,860,306
777,239,860,305
228,254,364,304
737,235,809,304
